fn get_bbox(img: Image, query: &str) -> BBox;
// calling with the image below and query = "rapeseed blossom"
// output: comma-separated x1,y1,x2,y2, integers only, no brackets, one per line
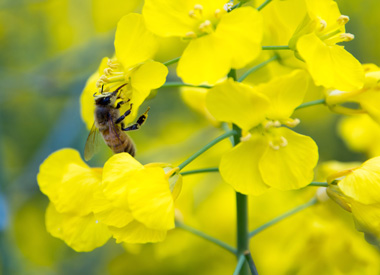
80,13,168,129
327,157,380,239
38,149,181,250
289,0,364,91
37,149,111,252
206,70,318,195
143,0,263,84
326,64,380,124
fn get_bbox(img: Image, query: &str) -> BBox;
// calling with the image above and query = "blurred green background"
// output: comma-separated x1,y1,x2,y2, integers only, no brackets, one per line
1,0,380,274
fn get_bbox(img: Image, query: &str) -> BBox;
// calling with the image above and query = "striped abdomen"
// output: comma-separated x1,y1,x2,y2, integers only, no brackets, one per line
101,127,136,157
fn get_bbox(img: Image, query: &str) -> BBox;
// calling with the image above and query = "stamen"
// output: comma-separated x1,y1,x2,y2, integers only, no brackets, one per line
199,20,212,33
188,10,196,18
215,9,221,17
319,19,327,31
240,133,252,142
104,67,113,76
194,4,203,12
337,15,349,26
269,140,280,150
185,31,197,38
340,33,354,42
107,59,119,69
284,118,300,128
279,136,288,147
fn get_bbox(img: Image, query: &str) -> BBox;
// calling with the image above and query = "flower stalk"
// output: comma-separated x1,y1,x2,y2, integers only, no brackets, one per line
177,130,237,171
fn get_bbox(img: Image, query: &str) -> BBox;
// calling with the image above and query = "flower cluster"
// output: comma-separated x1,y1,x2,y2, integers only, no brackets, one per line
37,149,181,251
36,0,380,272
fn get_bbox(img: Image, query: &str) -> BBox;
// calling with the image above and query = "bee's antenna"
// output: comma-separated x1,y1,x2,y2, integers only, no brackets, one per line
112,83,127,96
101,84,105,94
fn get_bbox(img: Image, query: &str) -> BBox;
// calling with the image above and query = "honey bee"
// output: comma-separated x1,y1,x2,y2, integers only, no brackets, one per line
84,84,150,161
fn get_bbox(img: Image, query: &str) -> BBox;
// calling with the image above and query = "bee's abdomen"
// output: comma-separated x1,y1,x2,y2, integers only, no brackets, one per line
108,133,136,157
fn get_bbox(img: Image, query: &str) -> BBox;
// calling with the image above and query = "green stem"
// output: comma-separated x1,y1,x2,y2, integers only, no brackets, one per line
163,57,180,66
262,45,290,50
295,99,326,110
238,55,278,82
180,167,219,176
236,192,250,275
161,82,212,89
308,182,328,187
175,221,237,255
249,197,318,238
257,0,273,11
177,130,237,171
233,255,246,275
244,251,259,275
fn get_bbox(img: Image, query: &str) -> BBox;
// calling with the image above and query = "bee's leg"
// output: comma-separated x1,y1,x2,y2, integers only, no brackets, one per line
115,104,133,124
115,101,125,109
121,107,150,131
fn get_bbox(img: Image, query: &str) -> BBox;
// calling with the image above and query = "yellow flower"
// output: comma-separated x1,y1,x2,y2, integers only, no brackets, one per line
327,157,380,240
326,64,380,124
339,115,380,158
37,149,111,252
289,0,364,91
92,153,181,243
143,1,263,84
206,70,318,195
80,13,168,129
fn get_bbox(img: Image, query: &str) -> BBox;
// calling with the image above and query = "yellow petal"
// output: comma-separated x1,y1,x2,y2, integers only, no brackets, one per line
206,79,270,131
142,0,227,37
259,128,319,190
297,33,364,91
115,13,158,69
256,70,309,120
80,57,110,130
177,34,229,84
37,149,101,215
131,61,168,91
215,7,263,68
128,61,168,120
338,157,380,204
128,168,175,230
102,153,143,209
351,202,380,238
110,220,167,244
91,192,134,228
46,203,111,252
220,135,269,195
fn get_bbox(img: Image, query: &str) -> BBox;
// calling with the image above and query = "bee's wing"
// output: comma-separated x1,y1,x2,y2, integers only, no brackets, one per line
108,114,123,145
84,122,101,161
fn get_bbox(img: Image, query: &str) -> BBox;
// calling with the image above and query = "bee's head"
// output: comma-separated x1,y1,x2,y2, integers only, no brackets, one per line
93,83,127,106
94,93,116,106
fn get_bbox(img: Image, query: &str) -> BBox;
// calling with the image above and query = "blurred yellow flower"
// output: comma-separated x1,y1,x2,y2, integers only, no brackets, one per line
80,13,168,129
327,157,380,240
143,1,263,84
37,148,111,252
92,153,181,243
290,0,364,91
339,115,380,157
206,70,319,195
326,63,380,124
